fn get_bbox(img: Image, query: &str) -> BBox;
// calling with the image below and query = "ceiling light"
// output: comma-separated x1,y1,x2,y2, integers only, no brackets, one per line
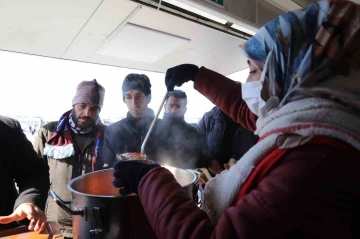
162,0,258,36
163,0,227,24
96,23,190,63
232,24,257,36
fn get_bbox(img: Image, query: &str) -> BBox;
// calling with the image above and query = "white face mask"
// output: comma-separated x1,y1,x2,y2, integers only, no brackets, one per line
241,81,266,116
242,51,278,117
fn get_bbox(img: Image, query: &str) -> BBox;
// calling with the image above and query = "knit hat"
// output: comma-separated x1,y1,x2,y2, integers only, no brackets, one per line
122,74,151,102
72,79,105,109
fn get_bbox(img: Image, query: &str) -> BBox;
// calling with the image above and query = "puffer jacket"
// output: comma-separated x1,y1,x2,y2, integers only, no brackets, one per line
0,116,49,231
197,106,258,166
34,121,106,238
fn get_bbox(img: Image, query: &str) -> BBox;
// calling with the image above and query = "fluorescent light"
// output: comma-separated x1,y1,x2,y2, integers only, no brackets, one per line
232,24,257,36
264,0,302,12
163,0,227,24
162,0,257,36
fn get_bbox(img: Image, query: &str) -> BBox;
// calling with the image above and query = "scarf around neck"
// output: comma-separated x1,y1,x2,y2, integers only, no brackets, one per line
43,110,104,171
202,98,360,223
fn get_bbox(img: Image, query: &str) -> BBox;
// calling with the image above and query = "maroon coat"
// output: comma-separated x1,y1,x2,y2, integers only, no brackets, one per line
194,67,258,132
139,141,360,239
135,68,360,238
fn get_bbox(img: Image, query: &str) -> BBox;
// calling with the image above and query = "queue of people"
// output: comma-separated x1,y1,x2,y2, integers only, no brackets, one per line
2,0,360,238
0,71,234,237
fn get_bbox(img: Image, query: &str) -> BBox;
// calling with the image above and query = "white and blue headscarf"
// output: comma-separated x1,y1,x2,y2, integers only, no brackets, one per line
241,0,360,115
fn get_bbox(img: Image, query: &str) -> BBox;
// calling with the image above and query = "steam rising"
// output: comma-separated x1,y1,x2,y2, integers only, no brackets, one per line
106,107,208,169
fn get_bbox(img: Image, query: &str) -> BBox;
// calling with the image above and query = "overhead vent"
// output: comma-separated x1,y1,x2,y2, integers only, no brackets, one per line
96,23,190,63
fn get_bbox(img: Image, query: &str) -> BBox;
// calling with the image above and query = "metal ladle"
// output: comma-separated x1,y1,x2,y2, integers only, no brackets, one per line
140,91,169,154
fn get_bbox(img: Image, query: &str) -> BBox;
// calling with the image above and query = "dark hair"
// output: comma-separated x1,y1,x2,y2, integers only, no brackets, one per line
167,90,187,99
166,90,187,105
122,74,152,102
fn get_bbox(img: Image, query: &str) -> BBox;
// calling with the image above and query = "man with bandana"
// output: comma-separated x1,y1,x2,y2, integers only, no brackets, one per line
34,79,106,239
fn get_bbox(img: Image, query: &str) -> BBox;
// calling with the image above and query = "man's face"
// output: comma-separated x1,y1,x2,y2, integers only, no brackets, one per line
124,90,148,118
164,96,187,118
73,103,100,128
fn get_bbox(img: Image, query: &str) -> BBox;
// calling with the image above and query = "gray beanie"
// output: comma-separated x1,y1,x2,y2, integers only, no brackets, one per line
72,79,105,109
122,74,151,102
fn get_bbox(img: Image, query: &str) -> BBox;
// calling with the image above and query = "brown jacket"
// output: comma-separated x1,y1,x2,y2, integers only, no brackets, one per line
34,121,105,238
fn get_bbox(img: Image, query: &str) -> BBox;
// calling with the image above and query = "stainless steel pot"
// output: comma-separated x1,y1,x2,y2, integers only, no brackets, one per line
49,167,201,239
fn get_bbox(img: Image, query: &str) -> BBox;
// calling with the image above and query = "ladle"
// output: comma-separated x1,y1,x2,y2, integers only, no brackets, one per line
140,91,169,154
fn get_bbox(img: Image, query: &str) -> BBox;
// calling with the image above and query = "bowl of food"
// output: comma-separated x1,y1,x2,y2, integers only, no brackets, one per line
116,152,153,163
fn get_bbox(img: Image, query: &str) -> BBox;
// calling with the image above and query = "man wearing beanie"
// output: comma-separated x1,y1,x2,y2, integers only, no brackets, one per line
102,73,166,167
34,79,106,239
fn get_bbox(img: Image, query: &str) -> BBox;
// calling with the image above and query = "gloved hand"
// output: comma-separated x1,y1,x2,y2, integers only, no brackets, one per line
165,64,199,91
113,160,160,195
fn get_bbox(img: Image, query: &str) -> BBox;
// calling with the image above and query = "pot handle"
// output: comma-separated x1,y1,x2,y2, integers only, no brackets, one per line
187,169,202,184
49,191,84,216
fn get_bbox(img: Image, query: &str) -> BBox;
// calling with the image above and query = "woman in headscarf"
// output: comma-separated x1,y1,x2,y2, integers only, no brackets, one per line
113,0,360,238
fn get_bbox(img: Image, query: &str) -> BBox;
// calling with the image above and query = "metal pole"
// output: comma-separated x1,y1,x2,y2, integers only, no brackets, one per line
140,91,169,154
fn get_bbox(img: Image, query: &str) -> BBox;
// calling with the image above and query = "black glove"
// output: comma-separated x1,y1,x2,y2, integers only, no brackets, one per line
165,64,199,91
113,160,160,195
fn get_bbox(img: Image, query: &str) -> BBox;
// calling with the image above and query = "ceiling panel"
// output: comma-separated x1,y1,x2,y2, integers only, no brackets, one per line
0,0,248,75
62,0,247,75
0,0,102,57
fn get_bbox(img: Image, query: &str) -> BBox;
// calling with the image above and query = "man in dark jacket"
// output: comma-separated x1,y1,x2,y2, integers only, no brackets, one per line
102,74,166,167
34,79,106,238
0,116,49,232
159,90,211,169
197,106,258,168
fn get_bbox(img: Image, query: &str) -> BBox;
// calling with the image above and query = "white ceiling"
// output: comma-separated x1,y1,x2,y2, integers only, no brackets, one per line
0,0,248,75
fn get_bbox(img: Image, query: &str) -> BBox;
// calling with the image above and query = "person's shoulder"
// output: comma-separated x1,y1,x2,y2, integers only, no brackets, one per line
202,106,220,120
0,116,26,141
282,138,360,165
184,122,199,132
110,118,127,127
0,115,21,129
41,121,58,132
153,118,164,128
105,119,127,132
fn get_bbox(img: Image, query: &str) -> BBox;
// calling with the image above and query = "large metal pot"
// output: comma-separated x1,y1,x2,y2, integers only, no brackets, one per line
49,167,200,239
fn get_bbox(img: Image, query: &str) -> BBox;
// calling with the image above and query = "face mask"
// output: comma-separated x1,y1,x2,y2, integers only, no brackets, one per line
242,50,279,117
241,81,266,116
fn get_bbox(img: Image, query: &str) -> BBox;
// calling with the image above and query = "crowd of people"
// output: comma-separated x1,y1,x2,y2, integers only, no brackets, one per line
1,0,360,238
